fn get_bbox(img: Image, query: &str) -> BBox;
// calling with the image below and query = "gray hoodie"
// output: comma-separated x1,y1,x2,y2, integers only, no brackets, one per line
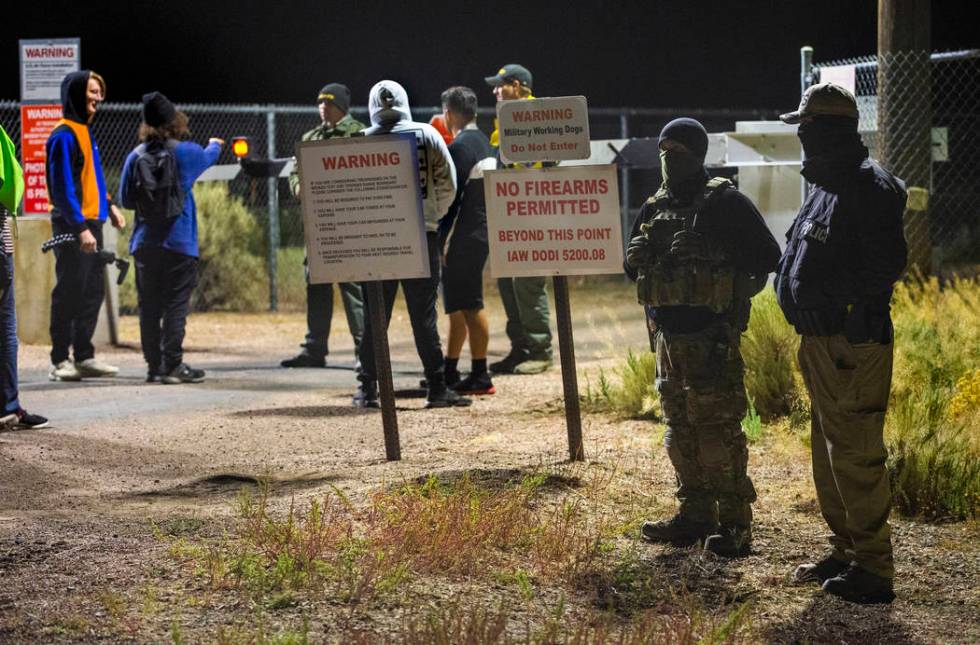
363,80,457,231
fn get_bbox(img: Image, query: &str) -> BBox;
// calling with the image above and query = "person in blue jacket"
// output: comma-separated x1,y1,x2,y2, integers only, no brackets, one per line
119,92,223,384
45,70,127,382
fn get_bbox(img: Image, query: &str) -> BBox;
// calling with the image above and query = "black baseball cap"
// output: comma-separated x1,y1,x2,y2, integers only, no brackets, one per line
780,82,858,124
316,83,351,113
484,64,533,90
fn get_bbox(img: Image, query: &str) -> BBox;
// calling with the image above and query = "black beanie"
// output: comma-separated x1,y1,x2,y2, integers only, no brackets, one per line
142,91,176,128
317,83,351,114
659,118,709,159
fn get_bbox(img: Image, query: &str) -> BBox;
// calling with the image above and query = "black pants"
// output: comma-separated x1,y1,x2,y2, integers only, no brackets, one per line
50,219,105,365
358,232,444,384
135,247,199,374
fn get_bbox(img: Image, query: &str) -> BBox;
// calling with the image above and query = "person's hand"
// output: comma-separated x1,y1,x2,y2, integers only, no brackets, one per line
109,204,126,230
669,230,724,263
209,137,225,146
626,233,655,269
79,228,97,253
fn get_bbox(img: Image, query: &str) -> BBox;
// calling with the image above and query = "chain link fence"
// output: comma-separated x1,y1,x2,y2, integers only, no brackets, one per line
0,99,775,311
810,49,980,273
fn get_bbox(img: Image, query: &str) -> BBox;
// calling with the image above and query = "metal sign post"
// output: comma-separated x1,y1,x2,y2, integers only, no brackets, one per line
552,275,584,461
365,281,400,461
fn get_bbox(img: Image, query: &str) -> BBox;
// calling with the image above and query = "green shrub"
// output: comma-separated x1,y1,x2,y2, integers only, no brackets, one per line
194,183,268,311
885,277,980,519
741,290,804,419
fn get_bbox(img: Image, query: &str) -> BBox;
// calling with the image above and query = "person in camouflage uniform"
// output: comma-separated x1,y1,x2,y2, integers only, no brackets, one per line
625,118,780,556
282,83,366,369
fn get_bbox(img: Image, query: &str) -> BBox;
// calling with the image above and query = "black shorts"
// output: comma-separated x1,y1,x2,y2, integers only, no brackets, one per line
442,238,488,313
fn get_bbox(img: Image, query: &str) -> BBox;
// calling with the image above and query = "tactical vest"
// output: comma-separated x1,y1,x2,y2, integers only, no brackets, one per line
635,177,736,313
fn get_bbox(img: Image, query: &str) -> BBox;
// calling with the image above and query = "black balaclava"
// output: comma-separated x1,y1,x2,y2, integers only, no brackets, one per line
658,117,709,202
61,70,93,124
798,115,867,188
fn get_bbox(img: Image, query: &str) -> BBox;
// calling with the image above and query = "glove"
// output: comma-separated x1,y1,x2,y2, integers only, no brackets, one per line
669,230,725,263
626,234,656,269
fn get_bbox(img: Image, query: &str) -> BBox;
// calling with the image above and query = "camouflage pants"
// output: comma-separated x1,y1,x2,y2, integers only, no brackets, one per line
655,321,756,529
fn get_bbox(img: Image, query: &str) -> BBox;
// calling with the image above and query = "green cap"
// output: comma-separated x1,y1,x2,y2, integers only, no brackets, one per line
780,82,858,123
484,64,532,90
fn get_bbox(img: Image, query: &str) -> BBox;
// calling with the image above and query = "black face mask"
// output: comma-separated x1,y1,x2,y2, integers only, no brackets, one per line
797,116,864,160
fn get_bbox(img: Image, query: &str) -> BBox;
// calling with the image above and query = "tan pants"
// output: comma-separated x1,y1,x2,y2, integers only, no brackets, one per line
798,335,894,578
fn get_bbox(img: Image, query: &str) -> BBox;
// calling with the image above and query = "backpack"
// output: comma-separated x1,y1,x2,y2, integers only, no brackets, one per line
127,140,184,223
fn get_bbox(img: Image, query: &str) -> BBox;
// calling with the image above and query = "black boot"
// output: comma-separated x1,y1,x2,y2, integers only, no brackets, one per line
822,563,895,604
704,525,752,557
353,381,380,409
640,514,716,546
793,554,851,585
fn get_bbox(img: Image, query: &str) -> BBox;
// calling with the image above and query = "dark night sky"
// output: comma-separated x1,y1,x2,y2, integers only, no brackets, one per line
2,0,975,111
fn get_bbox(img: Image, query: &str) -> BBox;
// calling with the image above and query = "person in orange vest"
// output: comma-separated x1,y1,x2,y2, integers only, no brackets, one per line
45,70,127,382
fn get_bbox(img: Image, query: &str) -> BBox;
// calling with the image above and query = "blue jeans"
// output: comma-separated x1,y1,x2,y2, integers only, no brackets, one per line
0,253,19,414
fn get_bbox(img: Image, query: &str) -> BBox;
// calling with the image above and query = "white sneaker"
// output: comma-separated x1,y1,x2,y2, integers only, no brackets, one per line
75,358,119,378
49,360,82,382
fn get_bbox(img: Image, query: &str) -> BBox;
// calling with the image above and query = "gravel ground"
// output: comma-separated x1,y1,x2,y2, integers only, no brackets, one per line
0,283,977,643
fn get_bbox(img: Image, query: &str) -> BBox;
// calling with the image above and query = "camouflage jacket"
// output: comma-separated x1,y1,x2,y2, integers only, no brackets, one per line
288,113,366,196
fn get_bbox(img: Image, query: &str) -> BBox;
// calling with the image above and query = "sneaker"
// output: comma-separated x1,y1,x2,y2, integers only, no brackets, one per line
489,351,529,375
49,360,82,382
420,370,462,390
280,352,326,368
14,409,49,430
426,388,473,408
793,554,851,585
822,563,896,604
640,514,716,546
704,526,752,557
453,372,496,395
353,382,380,409
161,363,206,384
513,358,552,375
75,358,119,378
146,371,159,383
0,413,17,428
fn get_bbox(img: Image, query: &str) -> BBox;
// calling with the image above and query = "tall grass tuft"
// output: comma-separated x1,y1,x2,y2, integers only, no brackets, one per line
583,350,659,419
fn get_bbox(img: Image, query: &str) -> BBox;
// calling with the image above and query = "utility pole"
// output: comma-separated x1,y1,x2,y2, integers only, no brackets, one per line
878,0,932,272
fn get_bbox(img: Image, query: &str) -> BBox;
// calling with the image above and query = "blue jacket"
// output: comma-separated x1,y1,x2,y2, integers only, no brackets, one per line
46,70,110,232
775,156,907,342
120,140,221,258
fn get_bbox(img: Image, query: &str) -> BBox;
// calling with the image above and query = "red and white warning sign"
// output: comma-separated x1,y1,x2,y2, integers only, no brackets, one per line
485,164,623,278
497,96,590,164
19,104,62,216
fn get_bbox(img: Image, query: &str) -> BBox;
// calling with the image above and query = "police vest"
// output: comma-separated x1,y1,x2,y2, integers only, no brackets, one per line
635,177,736,313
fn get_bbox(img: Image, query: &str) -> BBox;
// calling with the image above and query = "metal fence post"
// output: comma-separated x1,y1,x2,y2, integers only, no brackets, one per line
266,109,280,311
800,46,814,204
619,110,631,250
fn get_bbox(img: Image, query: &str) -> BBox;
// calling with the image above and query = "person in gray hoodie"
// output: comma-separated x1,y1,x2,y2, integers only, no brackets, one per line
354,80,470,409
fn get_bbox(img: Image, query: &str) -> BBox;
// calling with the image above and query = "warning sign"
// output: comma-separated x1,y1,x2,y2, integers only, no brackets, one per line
485,164,623,278
296,134,429,284
497,96,590,164
19,104,62,216
19,38,80,104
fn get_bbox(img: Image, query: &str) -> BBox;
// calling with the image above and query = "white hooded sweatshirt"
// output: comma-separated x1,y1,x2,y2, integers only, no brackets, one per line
362,80,457,232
